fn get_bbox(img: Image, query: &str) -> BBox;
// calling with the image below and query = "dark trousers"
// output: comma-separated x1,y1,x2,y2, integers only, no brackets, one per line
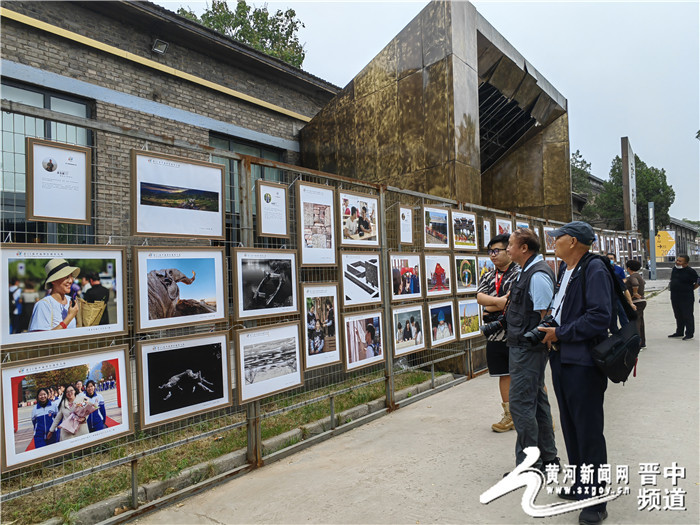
550,350,608,512
634,301,647,347
671,294,694,337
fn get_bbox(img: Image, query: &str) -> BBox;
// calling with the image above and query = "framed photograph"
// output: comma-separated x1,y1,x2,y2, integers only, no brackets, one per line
302,284,341,370
451,210,478,251
545,256,558,279
482,219,492,248
391,304,425,357
457,298,481,339
496,218,513,236
543,226,557,253
343,310,384,371
423,206,450,249
297,182,336,266
1,346,132,471
532,224,541,238
137,332,231,429
515,220,529,230
389,253,422,301
131,150,225,239
233,249,298,321
339,190,379,247
134,247,227,332
631,237,638,252
454,255,478,294
428,300,456,348
256,179,288,238
340,251,382,307
26,138,91,225
606,235,616,255
424,254,452,297
477,256,495,282
236,322,303,404
399,207,413,245
1,244,127,349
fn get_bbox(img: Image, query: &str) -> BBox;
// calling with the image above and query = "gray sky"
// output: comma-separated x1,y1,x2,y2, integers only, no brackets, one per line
158,0,699,221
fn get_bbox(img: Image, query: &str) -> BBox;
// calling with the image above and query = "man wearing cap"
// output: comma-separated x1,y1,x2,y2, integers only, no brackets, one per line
539,221,613,525
28,259,80,331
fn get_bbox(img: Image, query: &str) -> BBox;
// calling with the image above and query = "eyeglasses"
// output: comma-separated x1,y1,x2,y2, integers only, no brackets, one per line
487,248,502,256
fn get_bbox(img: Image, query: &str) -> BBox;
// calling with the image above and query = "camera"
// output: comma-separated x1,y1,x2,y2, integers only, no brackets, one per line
480,312,506,338
522,314,558,346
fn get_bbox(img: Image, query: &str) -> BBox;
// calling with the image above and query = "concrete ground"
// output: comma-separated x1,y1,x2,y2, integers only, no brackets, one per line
135,285,698,525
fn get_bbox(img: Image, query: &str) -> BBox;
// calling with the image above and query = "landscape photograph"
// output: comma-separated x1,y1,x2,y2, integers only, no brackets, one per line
140,182,219,212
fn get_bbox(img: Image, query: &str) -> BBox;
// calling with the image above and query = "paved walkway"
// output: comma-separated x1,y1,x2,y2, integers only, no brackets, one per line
135,287,698,525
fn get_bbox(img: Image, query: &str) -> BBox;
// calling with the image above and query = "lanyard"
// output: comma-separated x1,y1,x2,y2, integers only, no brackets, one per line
494,270,504,296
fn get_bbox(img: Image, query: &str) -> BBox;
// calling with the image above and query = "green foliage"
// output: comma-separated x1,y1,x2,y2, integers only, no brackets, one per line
682,218,700,228
570,149,593,198
177,0,306,68
26,365,90,394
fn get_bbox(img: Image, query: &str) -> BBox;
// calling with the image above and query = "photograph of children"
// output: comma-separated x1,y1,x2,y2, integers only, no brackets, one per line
343,311,384,371
234,249,298,321
543,226,557,253
482,219,492,248
544,256,558,279
1,245,127,348
457,299,481,339
341,252,382,307
391,305,425,357
237,323,303,404
496,218,513,236
389,254,422,301
399,207,413,245
423,206,450,249
303,284,341,370
339,191,379,247
1,346,132,470
428,301,456,348
455,255,478,294
132,150,224,239
135,248,227,332
451,211,478,251
424,254,452,297
298,182,336,266
138,333,231,429
477,257,496,282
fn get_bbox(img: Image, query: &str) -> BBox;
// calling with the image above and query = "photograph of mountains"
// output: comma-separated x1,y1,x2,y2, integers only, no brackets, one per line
140,182,219,212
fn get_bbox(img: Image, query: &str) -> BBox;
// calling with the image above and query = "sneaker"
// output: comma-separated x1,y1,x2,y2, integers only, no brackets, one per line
682,335,694,340
578,509,608,525
668,333,683,338
492,412,514,433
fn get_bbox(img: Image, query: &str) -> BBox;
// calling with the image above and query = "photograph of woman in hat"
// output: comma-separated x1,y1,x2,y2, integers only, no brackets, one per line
28,258,81,331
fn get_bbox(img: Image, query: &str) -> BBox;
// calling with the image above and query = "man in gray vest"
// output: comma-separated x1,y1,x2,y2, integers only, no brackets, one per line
505,228,558,473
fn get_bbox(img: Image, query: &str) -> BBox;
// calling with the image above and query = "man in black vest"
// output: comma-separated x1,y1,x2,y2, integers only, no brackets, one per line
504,228,558,473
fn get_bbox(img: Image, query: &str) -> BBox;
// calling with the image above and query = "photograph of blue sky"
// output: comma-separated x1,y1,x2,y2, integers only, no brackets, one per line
146,258,217,300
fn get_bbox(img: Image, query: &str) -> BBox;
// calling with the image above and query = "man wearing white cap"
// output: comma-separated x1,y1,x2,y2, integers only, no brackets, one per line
28,258,80,331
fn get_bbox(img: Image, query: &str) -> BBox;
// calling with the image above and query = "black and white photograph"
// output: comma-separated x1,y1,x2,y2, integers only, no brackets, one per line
137,333,231,429
303,284,341,370
343,311,384,371
1,245,127,348
297,182,336,266
424,253,452,297
339,190,379,247
391,304,425,357
340,252,382,307
131,150,225,239
237,323,303,404
256,179,288,238
423,206,450,249
428,301,457,348
389,253,422,301
399,206,413,245
233,249,298,321
451,210,478,250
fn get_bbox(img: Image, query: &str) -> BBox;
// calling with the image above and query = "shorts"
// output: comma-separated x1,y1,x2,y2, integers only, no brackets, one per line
486,339,509,377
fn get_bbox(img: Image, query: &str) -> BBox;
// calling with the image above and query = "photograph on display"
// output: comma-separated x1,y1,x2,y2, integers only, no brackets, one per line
451,211,478,251
515,220,529,230
391,304,425,357
134,247,227,332
1,245,127,348
303,284,341,370
545,256,558,279
606,236,616,255
631,237,638,252
543,226,557,253
233,249,298,320
424,254,452,297
26,138,91,225
131,150,224,239
339,191,379,247
341,252,382,307
477,256,495,281
237,322,303,404
1,346,132,470
138,333,231,429
399,207,413,245
592,233,601,253
455,255,478,294
496,218,513,236
482,219,492,248
297,182,335,266
256,180,288,238
457,299,481,339
389,254,422,301
343,311,384,371
423,206,450,249
618,236,627,255
428,301,456,348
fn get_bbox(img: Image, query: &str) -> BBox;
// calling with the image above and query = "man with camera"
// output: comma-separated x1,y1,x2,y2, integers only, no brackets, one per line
539,221,613,525
504,228,558,473
476,233,520,433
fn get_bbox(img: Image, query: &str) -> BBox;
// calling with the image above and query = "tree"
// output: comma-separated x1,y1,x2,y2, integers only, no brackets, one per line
682,218,700,228
25,365,90,396
178,0,305,68
585,154,675,239
570,150,593,198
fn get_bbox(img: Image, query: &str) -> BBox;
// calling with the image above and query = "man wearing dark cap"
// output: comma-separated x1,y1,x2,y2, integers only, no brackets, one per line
538,221,614,525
